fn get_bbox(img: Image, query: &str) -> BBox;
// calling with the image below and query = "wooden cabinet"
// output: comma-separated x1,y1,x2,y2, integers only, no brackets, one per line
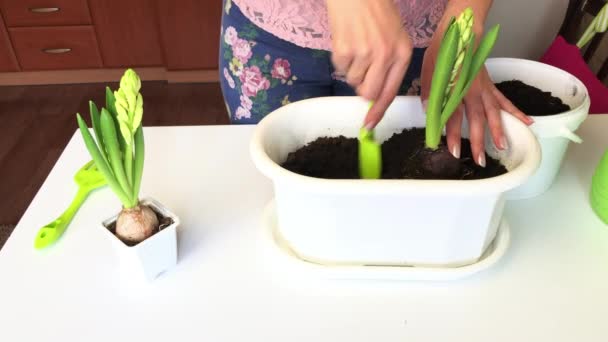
156,0,222,70
0,10,18,71
0,0,223,81
88,0,164,67
10,26,101,70
0,0,91,27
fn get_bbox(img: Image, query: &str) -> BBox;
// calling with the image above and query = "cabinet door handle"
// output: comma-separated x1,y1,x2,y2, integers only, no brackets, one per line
42,48,72,54
29,7,61,13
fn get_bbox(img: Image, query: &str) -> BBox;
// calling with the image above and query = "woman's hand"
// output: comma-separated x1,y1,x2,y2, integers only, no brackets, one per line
327,0,413,128
420,1,533,166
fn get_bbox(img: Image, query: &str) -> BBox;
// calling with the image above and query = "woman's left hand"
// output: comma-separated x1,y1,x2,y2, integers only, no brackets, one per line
421,61,533,166
420,1,533,167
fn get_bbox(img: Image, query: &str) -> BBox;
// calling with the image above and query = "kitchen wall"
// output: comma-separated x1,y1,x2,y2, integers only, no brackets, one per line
485,0,569,60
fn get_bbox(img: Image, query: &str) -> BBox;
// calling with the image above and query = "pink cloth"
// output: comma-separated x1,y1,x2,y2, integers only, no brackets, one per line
540,35,608,114
231,0,448,50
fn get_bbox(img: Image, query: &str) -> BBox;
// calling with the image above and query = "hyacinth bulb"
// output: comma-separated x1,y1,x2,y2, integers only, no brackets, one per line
115,204,159,244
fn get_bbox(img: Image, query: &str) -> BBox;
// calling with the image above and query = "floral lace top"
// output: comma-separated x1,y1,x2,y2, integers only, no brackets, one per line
230,0,448,50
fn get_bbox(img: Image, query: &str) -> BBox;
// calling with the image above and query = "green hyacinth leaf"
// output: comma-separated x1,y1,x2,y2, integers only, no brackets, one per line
460,24,500,98
425,19,459,150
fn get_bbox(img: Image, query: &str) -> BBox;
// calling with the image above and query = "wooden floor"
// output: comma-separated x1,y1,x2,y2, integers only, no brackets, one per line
0,82,228,226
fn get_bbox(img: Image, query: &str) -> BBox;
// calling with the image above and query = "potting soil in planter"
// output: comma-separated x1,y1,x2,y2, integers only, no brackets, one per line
495,80,571,116
281,128,507,180
105,208,174,247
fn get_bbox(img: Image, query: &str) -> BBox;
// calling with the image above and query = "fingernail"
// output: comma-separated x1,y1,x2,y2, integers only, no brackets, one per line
500,136,509,150
478,153,486,168
451,143,461,159
527,117,535,125
364,122,375,131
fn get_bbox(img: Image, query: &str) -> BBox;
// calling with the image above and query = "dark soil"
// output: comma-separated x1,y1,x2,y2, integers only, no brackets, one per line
281,128,507,180
106,206,174,247
282,136,359,179
495,80,571,116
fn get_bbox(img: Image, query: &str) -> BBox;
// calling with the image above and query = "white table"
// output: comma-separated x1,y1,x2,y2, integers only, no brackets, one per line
1,117,608,342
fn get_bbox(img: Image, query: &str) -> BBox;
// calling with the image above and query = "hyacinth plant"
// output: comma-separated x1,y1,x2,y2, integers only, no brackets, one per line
425,8,500,150
76,69,159,244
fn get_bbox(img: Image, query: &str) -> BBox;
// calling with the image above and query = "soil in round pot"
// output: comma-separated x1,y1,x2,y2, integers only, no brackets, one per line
494,80,571,116
105,206,175,247
281,128,507,180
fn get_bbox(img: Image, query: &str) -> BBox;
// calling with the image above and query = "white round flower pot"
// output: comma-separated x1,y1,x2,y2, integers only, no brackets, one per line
100,197,179,281
486,58,590,199
250,96,540,267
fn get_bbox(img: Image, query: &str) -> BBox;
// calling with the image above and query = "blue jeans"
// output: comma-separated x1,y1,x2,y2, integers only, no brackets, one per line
219,1,425,124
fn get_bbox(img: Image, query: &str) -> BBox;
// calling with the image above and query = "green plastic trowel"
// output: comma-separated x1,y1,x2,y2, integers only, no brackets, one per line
358,102,382,179
34,161,107,249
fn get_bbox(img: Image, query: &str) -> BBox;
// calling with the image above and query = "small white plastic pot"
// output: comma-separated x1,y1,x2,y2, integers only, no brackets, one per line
101,197,179,281
250,96,540,267
486,58,590,199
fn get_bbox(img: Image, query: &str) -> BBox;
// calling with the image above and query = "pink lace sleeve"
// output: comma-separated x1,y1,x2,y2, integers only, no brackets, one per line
231,0,448,50
400,0,448,48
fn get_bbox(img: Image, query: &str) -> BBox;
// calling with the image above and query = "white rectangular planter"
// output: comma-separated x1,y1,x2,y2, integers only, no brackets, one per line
486,58,590,199
101,197,179,281
250,96,540,267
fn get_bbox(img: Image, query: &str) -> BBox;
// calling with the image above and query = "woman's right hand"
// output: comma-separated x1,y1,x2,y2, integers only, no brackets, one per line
327,0,413,129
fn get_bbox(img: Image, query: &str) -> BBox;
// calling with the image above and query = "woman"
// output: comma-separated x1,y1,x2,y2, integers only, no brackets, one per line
219,0,532,166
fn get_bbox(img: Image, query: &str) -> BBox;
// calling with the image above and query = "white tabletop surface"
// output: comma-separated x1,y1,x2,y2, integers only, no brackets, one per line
1,116,608,342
